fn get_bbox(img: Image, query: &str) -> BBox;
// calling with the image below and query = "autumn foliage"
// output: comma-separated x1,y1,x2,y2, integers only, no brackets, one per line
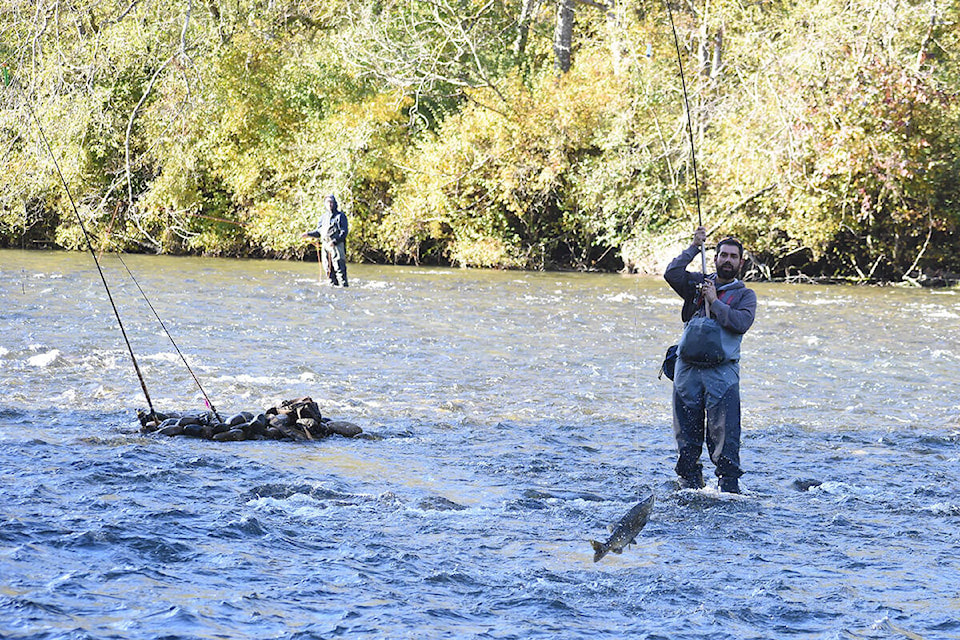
1,0,957,282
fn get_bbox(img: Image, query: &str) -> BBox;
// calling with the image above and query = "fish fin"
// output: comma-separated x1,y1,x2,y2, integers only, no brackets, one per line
590,540,607,563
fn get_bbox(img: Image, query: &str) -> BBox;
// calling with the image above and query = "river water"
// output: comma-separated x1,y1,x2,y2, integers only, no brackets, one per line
2,249,958,639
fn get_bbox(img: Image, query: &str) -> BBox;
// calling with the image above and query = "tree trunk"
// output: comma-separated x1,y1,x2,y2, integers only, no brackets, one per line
711,28,723,79
553,0,574,74
514,0,540,59
606,0,624,76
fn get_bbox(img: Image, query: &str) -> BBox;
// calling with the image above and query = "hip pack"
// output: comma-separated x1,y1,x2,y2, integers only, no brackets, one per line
677,316,725,366
676,288,735,367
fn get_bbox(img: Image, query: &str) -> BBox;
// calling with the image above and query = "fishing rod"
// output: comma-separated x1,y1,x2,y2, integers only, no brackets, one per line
4,65,159,419
664,1,710,317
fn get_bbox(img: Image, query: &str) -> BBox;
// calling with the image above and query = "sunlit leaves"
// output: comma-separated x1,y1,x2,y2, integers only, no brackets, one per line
692,0,960,279
1,0,958,279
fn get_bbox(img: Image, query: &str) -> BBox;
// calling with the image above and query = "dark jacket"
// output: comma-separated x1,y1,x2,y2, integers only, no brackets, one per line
318,208,348,244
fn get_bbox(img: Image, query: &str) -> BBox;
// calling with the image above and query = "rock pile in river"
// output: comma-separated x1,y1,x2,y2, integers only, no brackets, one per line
138,396,362,442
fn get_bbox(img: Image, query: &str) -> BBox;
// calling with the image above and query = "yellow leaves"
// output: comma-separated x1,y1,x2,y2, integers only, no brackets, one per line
245,198,295,252
448,234,521,269
4,0,957,275
342,91,412,127
374,64,631,267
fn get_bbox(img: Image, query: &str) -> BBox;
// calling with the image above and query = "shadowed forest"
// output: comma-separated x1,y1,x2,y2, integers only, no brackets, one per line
1,0,958,282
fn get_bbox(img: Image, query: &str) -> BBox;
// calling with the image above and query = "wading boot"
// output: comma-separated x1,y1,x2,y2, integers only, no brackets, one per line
718,476,740,494
677,473,705,490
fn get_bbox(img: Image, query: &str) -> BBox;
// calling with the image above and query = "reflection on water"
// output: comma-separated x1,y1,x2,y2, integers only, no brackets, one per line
1,249,959,639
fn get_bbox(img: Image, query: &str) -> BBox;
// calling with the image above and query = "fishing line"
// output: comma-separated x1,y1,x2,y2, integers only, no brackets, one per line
4,68,158,419
112,252,223,423
664,0,711,314
93,199,223,420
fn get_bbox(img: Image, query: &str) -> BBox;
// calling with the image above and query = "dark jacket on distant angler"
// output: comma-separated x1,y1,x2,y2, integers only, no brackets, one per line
318,203,348,246
308,194,349,287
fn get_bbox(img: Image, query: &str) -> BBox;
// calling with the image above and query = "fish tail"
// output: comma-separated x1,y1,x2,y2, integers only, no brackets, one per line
590,540,608,562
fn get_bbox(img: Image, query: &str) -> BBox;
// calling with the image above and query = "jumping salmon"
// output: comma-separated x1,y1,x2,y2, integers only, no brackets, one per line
590,493,655,562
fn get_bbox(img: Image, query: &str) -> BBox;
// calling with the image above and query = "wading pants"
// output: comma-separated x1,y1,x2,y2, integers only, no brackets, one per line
672,358,743,482
322,240,349,287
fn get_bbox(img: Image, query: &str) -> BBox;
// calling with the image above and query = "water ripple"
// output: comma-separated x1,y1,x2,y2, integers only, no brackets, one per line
2,252,959,639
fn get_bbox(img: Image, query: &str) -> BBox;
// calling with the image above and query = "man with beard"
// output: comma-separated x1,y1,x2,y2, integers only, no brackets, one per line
664,226,757,493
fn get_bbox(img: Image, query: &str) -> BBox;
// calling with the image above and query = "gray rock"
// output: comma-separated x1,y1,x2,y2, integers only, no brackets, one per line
325,421,362,438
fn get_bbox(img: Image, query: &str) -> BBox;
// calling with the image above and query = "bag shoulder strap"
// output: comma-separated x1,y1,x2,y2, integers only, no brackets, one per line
717,289,735,304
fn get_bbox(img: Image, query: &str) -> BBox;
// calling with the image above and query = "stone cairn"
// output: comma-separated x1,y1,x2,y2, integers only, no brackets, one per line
138,396,362,442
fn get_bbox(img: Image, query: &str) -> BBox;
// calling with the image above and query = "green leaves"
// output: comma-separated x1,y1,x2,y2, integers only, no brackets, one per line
1,0,958,279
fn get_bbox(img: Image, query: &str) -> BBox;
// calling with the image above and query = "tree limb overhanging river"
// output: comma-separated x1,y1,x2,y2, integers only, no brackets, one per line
1,249,958,639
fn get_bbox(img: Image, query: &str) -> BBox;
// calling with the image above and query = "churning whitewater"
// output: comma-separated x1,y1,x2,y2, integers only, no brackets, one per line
1,250,959,639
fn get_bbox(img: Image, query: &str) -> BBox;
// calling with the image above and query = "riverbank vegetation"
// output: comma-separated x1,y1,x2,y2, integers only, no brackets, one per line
1,0,958,282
